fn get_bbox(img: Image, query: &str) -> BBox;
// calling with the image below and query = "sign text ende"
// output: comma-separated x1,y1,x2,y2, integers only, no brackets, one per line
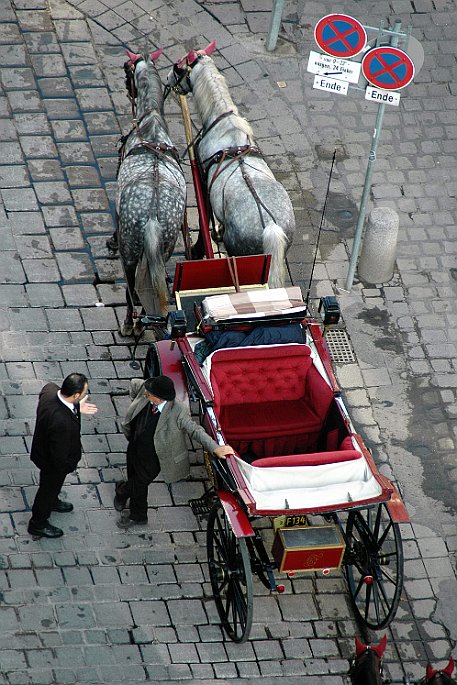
313,75,349,95
365,86,400,106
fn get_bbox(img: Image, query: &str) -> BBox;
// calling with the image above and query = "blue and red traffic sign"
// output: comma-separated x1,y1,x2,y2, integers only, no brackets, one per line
314,14,367,58
362,46,415,90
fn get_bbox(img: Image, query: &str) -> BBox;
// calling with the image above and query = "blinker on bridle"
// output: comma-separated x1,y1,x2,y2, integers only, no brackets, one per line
164,53,205,100
124,58,141,101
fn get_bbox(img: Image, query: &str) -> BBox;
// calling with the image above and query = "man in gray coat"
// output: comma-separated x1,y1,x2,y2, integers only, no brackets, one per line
115,375,233,528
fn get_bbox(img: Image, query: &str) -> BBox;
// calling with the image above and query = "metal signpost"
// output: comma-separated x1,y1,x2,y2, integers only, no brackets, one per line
266,0,286,52
306,15,420,290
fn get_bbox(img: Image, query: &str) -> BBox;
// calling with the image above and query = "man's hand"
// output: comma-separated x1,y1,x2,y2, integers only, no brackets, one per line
79,396,98,415
214,445,234,459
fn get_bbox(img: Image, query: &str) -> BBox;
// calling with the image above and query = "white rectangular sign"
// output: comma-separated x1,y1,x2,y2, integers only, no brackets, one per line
365,86,400,106
307,50,361,84
313,74,349,95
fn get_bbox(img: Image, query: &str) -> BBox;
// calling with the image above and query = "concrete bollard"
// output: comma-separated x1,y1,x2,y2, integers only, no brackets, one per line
358,207,399,284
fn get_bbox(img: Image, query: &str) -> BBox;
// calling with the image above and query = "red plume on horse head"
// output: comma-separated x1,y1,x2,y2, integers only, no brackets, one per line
125,48,163,65
187,40,217,66
355,634,388,659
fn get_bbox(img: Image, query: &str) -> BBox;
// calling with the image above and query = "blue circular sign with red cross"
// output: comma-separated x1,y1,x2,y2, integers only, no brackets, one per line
362,46,415,90
314,14,367,58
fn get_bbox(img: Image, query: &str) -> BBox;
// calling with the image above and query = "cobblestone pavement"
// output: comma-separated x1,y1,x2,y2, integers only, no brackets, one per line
0,0,456,682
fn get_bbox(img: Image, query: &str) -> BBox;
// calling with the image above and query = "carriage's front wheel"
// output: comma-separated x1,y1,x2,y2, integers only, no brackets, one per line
207,501,253,642
344,503,404,630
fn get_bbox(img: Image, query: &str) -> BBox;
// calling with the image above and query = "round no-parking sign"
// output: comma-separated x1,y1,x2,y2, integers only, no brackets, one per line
314,14,367,58
362,46,415,90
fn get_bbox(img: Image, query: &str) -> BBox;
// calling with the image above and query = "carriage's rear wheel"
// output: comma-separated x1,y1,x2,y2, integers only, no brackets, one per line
344,503,404,630
207,502,253,642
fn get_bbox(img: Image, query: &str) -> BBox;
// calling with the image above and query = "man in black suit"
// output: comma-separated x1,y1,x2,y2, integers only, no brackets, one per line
28,373,98,538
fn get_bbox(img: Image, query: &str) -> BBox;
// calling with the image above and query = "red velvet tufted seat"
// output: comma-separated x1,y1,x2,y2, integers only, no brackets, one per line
209,344,335,456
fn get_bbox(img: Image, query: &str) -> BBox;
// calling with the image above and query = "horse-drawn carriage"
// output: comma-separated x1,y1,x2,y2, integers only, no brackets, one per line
143,255,409,643
112,44,409,643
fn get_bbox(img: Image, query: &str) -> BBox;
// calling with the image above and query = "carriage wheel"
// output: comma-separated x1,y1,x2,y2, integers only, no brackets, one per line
344,503,404,630
207,501,254,642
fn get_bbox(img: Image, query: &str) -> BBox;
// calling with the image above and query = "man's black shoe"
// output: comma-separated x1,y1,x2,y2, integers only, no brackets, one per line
116,516,148,529
114,480,128,511
27,521,64,538
114,494,128,512
52,499,74,513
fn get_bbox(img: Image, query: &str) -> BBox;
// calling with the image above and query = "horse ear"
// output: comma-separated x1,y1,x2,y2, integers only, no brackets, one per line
443,657,455,676
204,40,217,55
125,49,142,63
150,48,164,63
427,664,437,681
355,638,366,657
372,634,388,659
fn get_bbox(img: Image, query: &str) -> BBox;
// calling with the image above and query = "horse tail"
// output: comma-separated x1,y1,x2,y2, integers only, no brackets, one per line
142,218,168,315
263,221,288,288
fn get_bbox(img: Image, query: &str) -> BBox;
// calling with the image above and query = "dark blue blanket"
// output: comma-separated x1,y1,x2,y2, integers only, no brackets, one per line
194,323,306,364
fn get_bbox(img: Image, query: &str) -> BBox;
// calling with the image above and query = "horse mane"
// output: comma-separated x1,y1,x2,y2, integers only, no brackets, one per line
192,56,254,142
135,58,167,120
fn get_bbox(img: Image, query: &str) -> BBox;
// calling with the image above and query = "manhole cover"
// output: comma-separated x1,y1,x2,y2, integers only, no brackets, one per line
324,329,356,364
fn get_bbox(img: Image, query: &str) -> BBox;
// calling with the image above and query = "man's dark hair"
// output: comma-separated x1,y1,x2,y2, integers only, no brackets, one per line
61,373,88,397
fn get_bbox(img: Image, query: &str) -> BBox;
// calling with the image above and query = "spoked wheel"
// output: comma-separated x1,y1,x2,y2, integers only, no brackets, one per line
207,501,253,642
344,503,404,630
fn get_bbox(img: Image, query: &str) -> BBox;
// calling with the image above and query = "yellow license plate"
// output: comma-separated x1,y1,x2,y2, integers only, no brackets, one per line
273,514,308,531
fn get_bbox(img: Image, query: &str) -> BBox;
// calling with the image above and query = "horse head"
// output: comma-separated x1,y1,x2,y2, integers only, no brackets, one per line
350,635,387,685
123,48,164,100
425,658,456,684
166,40,217,94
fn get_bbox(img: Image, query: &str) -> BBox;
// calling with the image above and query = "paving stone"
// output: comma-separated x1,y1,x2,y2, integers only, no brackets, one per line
21,258,62,283
0,165,29,188
55,252,94,281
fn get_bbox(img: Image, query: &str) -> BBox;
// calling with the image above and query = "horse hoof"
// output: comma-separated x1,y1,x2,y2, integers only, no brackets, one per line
106,237,118,251
133,320,144,337
119,323,134,337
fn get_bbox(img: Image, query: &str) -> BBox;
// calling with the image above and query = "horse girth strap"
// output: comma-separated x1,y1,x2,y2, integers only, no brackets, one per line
202,144,260,175
205,146,261,196
121,141,181,168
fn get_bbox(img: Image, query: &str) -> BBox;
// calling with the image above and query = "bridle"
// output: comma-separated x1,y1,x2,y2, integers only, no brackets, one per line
124,56,142,121
164,53,206,100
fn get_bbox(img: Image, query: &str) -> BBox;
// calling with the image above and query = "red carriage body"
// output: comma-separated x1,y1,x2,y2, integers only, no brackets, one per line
144,255,409,642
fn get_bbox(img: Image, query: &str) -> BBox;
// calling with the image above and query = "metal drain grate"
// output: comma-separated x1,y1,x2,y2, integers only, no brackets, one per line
324,329,357,364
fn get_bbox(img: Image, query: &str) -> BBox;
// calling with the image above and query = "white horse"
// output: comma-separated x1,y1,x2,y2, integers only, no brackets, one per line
167,41,295,287
115,49,186,335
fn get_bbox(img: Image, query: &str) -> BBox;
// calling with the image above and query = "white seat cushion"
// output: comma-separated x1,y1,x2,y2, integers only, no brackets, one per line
234,456,382,511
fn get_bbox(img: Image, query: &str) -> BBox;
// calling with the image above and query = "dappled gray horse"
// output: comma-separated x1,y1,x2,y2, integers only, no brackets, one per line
166,41,295,288
115,49,186,336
